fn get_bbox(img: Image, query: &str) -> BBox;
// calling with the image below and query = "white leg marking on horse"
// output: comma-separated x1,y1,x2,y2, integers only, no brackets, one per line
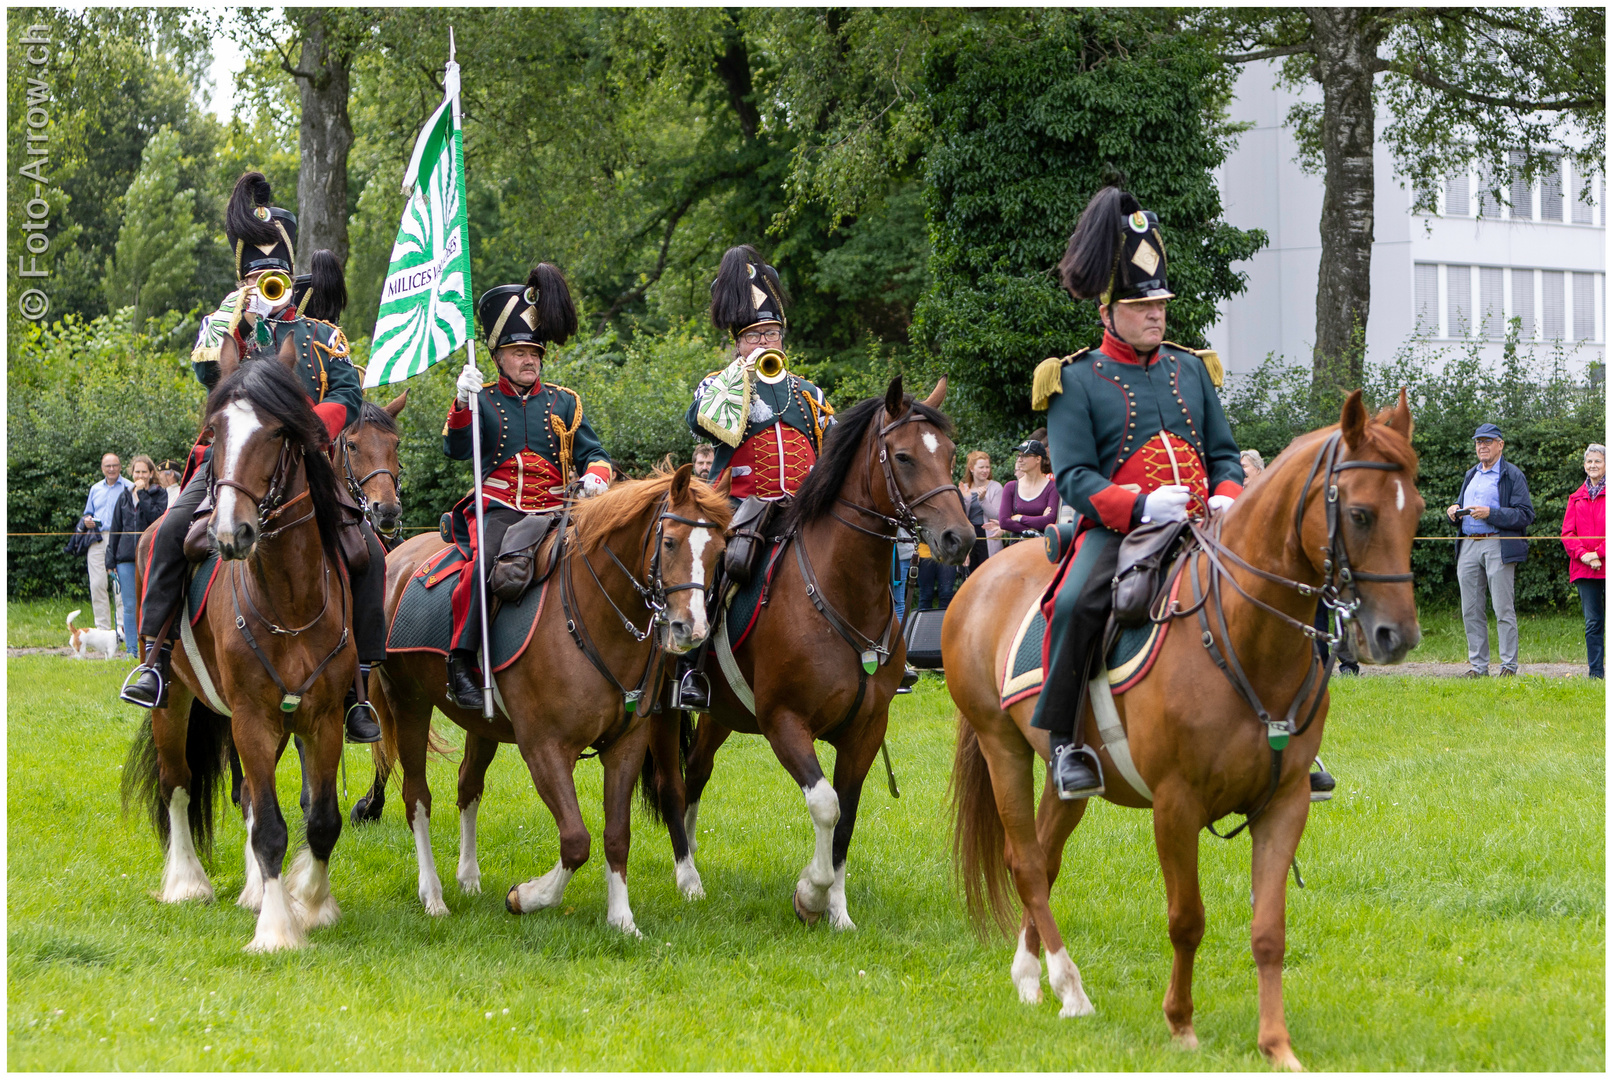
246,875,306,952
285,847,341,929
1012,929,1043,1004
238,808,263,911
922,432,939,455
605,868,641,937
1047,947,1094,1017
159,788,214,903
213,401,262,536
675,855,705,900
684,802,700,855
687,527,712,638
1395,478,1405,512
796,779,839,914
456,798,482,895
826,862,856,930
410,800,448,917
510,859,573,912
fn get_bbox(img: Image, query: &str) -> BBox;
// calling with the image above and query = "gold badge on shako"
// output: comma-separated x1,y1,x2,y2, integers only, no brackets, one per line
1128,211,1149,233
254,206,272,222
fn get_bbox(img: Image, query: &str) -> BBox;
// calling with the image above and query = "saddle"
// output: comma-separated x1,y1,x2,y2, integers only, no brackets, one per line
489,512,563,602
725,496,784,584
1111,519,1194,628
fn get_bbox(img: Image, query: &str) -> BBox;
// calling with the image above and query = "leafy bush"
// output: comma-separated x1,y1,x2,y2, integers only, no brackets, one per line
1223,333,1605,611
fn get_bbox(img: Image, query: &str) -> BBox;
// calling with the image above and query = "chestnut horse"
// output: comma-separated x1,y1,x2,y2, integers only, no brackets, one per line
124,357,356,952
367,464,729,933
664,377,974,929
944,391,1421,1069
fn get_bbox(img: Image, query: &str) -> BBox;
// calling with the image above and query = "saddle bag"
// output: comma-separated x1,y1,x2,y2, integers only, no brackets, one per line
724,496,781,585
1111,519,1192,628
489,512,559,602
182,495,215,562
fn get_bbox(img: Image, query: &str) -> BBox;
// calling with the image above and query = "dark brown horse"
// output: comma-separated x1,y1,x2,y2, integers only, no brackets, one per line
125,357,356,952
663,377,974,929
943,391,1421,1068
367,464,730,932
338,393,407,543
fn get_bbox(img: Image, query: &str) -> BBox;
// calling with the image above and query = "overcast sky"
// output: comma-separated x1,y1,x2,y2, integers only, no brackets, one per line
204,12,244,121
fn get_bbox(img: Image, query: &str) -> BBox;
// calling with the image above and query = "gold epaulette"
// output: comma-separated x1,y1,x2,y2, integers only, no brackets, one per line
1163,341,1224,388
1031,349,1091,411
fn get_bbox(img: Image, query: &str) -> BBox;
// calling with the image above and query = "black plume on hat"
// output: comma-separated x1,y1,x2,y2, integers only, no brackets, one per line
292,249,347,323
477,262,579,352
710,244,788,337
1058,179,1173,305
226,170,297,279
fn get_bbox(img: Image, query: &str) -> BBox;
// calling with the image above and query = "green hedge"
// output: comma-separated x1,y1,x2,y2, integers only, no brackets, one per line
1223,336,1605,612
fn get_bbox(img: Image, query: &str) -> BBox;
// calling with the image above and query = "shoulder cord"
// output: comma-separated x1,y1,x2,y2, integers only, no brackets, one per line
548,387,584,487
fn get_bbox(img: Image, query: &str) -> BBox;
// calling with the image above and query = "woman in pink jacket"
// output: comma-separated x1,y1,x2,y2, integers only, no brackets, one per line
1562,442,1605,678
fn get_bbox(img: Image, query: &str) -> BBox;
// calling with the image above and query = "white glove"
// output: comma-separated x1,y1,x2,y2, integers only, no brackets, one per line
455,362,485,405
741,347,767,370
246,289,278,318
580,473,609,498
1208,494,1235,514
1141,485,1190,524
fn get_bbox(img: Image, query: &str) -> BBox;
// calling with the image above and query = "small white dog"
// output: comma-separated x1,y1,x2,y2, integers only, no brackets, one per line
66,609,121,660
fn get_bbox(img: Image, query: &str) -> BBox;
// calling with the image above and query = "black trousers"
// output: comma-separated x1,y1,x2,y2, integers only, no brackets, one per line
139,458,389,663
452,505,527,653
1030,528,1120,738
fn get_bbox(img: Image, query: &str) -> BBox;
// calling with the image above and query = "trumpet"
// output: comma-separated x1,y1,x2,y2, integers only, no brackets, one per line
752,347,788,385
254,270,292,305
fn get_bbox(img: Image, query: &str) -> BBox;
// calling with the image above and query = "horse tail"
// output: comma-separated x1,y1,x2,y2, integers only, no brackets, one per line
637,710,692,825
121,701,229,866
950,709,1016,937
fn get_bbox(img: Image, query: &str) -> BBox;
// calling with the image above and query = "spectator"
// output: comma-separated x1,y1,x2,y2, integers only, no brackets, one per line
997,438,1060,539
1562,442,1605,679
156,460,183,505
109,454,168,658
81,452,132,633
1445,423,1535,677
893,527,916,623
959,450,1004,565
915,538,957,610
1240,449,1265,480
692,442,714,481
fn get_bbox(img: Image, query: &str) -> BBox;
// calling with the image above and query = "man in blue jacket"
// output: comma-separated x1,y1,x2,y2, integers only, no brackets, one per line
1446,423,1535,676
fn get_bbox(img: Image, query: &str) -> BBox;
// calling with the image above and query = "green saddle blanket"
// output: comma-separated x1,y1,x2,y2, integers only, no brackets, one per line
1000,601,1170,708
187,551,223,625
384,547,551,673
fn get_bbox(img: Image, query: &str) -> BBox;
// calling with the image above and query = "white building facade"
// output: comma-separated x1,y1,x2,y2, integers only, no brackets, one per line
1208,61,1605,380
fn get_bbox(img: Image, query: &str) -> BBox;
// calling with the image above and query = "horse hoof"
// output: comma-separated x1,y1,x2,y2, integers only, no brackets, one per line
1172,1030,1199,1051
350,796,380,826
505,885,523,915
792,887,821,927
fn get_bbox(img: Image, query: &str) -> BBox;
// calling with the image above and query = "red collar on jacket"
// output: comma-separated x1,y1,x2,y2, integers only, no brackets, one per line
1098,330,1159,366
497,375,544,398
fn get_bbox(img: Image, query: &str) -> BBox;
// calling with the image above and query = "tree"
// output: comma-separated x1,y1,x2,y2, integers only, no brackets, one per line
102,126,206,323
1206,8,1604,387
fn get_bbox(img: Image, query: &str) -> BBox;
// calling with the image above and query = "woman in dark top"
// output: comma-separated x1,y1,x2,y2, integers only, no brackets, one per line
110,454,168,657
997,438,1061,538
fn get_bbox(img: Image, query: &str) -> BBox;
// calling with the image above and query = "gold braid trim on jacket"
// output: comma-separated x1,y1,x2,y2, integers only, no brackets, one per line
549,385,585,487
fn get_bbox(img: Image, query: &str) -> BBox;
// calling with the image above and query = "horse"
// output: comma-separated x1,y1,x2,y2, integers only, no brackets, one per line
123,356,357,953
338,393,408,544
364,463,730,933
660,376,975,930
943,390,1421,1069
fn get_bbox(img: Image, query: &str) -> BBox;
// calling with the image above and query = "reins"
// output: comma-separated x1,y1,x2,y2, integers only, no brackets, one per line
338,423,403,541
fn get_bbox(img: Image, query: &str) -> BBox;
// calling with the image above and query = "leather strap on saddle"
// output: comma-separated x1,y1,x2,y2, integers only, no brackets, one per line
724,496,781,585
489,511,562,602
1111,519,1193,628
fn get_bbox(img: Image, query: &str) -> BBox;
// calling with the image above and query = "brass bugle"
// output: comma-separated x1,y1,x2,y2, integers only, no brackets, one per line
754,347,788,384
256,270,292,305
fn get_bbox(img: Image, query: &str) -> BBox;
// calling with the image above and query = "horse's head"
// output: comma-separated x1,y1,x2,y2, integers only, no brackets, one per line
653,463,732,654
1299,389,1424,664
205,356,340,562
341,391,407,540
874,376,974,565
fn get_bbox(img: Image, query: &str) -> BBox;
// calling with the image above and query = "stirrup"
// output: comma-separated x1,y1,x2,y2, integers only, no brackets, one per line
1309,757,1336,802
895,665,919,695
1052,742,1104,801
676,669,711,711
119,658,168,709
344,700,382,744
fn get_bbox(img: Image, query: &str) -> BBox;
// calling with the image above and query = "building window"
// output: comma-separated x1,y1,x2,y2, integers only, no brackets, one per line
1540,155,1564,222
1477,167,1501,218
1512,269,1535,339
1414,263,1439,333
1573,272,1596,340
1447,266,1472,337
1444,173,1470,217
1572,162,1596,224
1509,151,1533,220
1542,270,1565,340
1480,267,1505,338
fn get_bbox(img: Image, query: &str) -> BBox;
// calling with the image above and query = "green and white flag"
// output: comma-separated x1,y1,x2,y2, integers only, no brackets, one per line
365,59,474,387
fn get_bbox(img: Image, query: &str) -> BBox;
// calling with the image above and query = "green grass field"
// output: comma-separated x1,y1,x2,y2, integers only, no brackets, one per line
7,655,1602,1070
10,594,1594,666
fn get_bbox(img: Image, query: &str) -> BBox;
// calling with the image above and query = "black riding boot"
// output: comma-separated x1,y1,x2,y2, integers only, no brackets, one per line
673,656,711,711
121,639,174,709
1050,734,1104,800
1309,758,1337,800
343,663,382,743
447,649,484,711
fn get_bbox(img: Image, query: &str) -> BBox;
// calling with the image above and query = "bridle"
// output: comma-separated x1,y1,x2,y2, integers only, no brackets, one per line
337,422,403,542
834,402,969,542
209,431,314,543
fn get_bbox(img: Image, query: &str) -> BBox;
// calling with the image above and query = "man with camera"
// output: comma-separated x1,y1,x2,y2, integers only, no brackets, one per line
1446,423,1535,677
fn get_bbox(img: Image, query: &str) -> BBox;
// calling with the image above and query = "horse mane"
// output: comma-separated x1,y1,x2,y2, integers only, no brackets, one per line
204,358,344,562
782,392,954,532
571,462,733,555
348,400,399,436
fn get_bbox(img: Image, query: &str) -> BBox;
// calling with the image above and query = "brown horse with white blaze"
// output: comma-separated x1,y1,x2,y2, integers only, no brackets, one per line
944,391,1421,1069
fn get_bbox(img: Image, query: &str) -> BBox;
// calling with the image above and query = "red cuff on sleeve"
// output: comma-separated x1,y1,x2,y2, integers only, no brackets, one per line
446,400,475,429
312,402,346,442
1213,480,1244,500
584,462,612,482
1088,484,1140,533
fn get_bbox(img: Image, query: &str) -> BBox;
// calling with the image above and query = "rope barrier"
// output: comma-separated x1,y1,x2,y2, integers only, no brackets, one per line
7,530,1605,541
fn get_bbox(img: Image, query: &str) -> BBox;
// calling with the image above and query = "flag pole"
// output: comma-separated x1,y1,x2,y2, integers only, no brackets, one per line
449,27,495,720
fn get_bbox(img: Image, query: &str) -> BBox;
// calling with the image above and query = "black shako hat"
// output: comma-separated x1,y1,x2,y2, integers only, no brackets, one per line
1059,181,1175,306
226,171,297,280
477,263,580,353
709,244,788,338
